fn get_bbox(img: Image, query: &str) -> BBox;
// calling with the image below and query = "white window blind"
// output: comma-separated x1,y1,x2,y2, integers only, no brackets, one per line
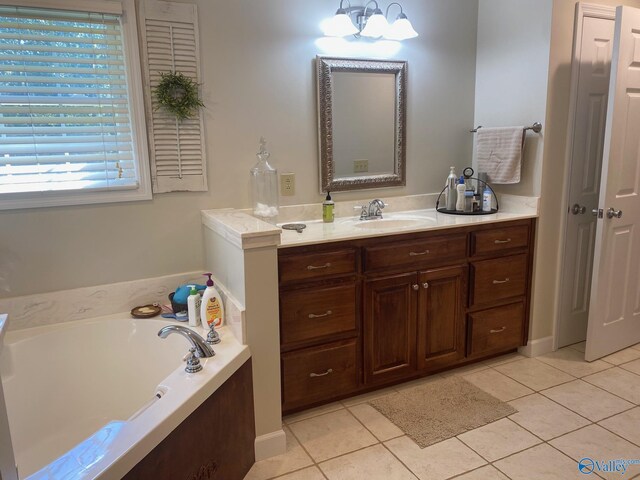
0,5,144,197
140,0,208,193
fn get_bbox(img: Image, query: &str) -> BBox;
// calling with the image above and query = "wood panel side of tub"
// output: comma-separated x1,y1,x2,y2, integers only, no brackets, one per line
122,359,255,480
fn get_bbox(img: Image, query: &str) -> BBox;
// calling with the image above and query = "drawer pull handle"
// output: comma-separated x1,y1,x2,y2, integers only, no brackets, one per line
493,278,510,284
309,368,333,378
494,238,512,244
308,310,333,319
490,326,507,334
307,263,332,270
409,250,430,256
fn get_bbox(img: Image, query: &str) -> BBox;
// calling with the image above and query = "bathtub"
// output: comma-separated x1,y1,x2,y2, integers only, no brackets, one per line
0,314,250,480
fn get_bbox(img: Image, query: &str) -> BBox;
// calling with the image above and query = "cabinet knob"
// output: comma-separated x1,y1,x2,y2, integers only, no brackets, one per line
412,284,419,291
422,282,429,289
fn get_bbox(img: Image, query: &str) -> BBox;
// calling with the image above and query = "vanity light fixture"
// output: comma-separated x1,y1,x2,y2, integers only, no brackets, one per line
323,0,418,40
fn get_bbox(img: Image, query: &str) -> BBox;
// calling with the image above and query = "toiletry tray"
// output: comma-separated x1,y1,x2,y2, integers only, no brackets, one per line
436,208,498,216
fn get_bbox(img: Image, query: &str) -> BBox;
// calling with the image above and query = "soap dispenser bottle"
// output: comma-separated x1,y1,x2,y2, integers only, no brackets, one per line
200,273,225,329
322,191,334,223
455,176,466,211
250,137,279,220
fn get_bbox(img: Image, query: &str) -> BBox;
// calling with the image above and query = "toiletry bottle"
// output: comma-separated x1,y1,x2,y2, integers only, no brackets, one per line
323,191,334,223
483,186,493,212
455,176,466,211
187,285,201,327
200,273,225,329
464,190,474,213
446,166,457,211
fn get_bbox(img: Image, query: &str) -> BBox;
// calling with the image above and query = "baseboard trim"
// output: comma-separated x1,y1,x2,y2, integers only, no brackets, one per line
254,429,286,461
519,336,554,357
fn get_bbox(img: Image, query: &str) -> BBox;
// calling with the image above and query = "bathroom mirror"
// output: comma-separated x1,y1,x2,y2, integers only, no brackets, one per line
317,56,407,192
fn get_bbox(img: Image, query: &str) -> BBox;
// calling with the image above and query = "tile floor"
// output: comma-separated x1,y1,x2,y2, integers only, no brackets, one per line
245,343,640,480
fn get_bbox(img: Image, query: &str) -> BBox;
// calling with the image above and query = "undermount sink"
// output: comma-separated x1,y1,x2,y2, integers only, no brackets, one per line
352,216,433,230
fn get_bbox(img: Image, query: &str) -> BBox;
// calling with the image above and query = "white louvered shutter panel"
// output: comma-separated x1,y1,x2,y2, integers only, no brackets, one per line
139,0,207,193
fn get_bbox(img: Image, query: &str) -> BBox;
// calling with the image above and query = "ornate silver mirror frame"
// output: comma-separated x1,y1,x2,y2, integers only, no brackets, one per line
317,56,407,192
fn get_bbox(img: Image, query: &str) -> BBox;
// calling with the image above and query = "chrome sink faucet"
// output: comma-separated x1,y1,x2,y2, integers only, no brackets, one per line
356,199,387,220
158,325,215,373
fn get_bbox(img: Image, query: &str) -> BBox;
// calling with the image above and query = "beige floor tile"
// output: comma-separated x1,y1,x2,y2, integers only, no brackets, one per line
482,352,527,367
348,403,403,442
457,418,540,462
494,443,583,480
550,425,640,480
341,387,397,407
537,348,612,378
568,341,586,353
453,465,509,480
284,403,344,424
319,444,417,480
276,467,327,480
599,407,640,446
395,374,445,392
494,358,574,391
540,379,633,422
441,362,489,377
384,436,486,480
584,367,640,404
621,358,640,376
288,409,377,463
508,393,590,440
244,426,313,480
463,369,533,401
602,347,640,366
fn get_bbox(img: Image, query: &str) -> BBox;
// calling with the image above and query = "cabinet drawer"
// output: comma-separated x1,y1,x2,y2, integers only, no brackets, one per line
280,284,357,346
470,254,527,307
364,234,466,272
282,339,358,411
468,303,524,356
279,249,357,284
471,225,530,257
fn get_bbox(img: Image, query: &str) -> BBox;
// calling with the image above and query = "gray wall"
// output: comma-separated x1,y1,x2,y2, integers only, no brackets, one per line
0,0,479,298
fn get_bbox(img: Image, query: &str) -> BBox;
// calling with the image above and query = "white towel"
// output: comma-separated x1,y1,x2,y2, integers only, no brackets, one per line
475,127,525,184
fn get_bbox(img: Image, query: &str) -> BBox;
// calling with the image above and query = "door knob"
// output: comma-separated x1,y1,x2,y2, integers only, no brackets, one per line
571,204,587,215
607,208,623,219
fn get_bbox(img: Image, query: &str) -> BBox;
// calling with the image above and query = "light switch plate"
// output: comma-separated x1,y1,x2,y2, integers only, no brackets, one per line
280,173,295,196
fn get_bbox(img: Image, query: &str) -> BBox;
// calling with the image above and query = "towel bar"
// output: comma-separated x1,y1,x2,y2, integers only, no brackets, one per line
470,122,542,134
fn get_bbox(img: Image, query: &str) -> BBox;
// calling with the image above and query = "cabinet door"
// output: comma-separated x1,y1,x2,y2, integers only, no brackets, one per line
364,272,418,384
417,265,467,371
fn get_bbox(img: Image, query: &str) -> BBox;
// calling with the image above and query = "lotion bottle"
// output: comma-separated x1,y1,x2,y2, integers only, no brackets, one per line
483,186,493,212
200,273,225,329
455,176,466,211
187,285,201,327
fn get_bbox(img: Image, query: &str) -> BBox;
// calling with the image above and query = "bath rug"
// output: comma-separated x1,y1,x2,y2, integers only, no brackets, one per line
369,376,517,448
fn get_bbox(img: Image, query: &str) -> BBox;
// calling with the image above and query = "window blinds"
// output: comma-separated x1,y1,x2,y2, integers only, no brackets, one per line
0,5,140,195
140,0,207,193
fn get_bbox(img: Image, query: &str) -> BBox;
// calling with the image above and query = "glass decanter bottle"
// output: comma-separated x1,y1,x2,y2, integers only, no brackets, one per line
250,137,279,220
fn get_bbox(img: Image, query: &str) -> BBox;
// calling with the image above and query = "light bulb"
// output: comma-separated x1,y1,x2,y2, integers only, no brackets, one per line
323,9,359,37
384,13,418,40
360,9,389,38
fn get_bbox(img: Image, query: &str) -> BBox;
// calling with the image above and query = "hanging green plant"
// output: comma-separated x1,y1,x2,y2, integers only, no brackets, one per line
153,71,204,120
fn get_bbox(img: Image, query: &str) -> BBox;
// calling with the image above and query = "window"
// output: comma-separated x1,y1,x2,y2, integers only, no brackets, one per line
0,0,151,210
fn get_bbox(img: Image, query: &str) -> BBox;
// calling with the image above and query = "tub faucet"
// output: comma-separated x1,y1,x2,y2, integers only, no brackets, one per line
158,325,215,359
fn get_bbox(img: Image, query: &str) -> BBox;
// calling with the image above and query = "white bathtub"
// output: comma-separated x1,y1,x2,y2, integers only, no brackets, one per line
0,314,250,480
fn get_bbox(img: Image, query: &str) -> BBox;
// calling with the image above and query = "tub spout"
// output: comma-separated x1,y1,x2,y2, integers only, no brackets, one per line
158,325,215,358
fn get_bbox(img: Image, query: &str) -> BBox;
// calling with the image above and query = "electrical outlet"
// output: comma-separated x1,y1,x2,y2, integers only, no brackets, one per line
280,173,295,196
353,159,369,173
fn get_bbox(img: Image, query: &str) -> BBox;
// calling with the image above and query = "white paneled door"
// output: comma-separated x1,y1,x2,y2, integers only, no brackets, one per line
559,10,615,348
586,6,640,361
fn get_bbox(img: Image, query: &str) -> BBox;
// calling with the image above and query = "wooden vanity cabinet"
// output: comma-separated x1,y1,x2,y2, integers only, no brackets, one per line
279,219,535,413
